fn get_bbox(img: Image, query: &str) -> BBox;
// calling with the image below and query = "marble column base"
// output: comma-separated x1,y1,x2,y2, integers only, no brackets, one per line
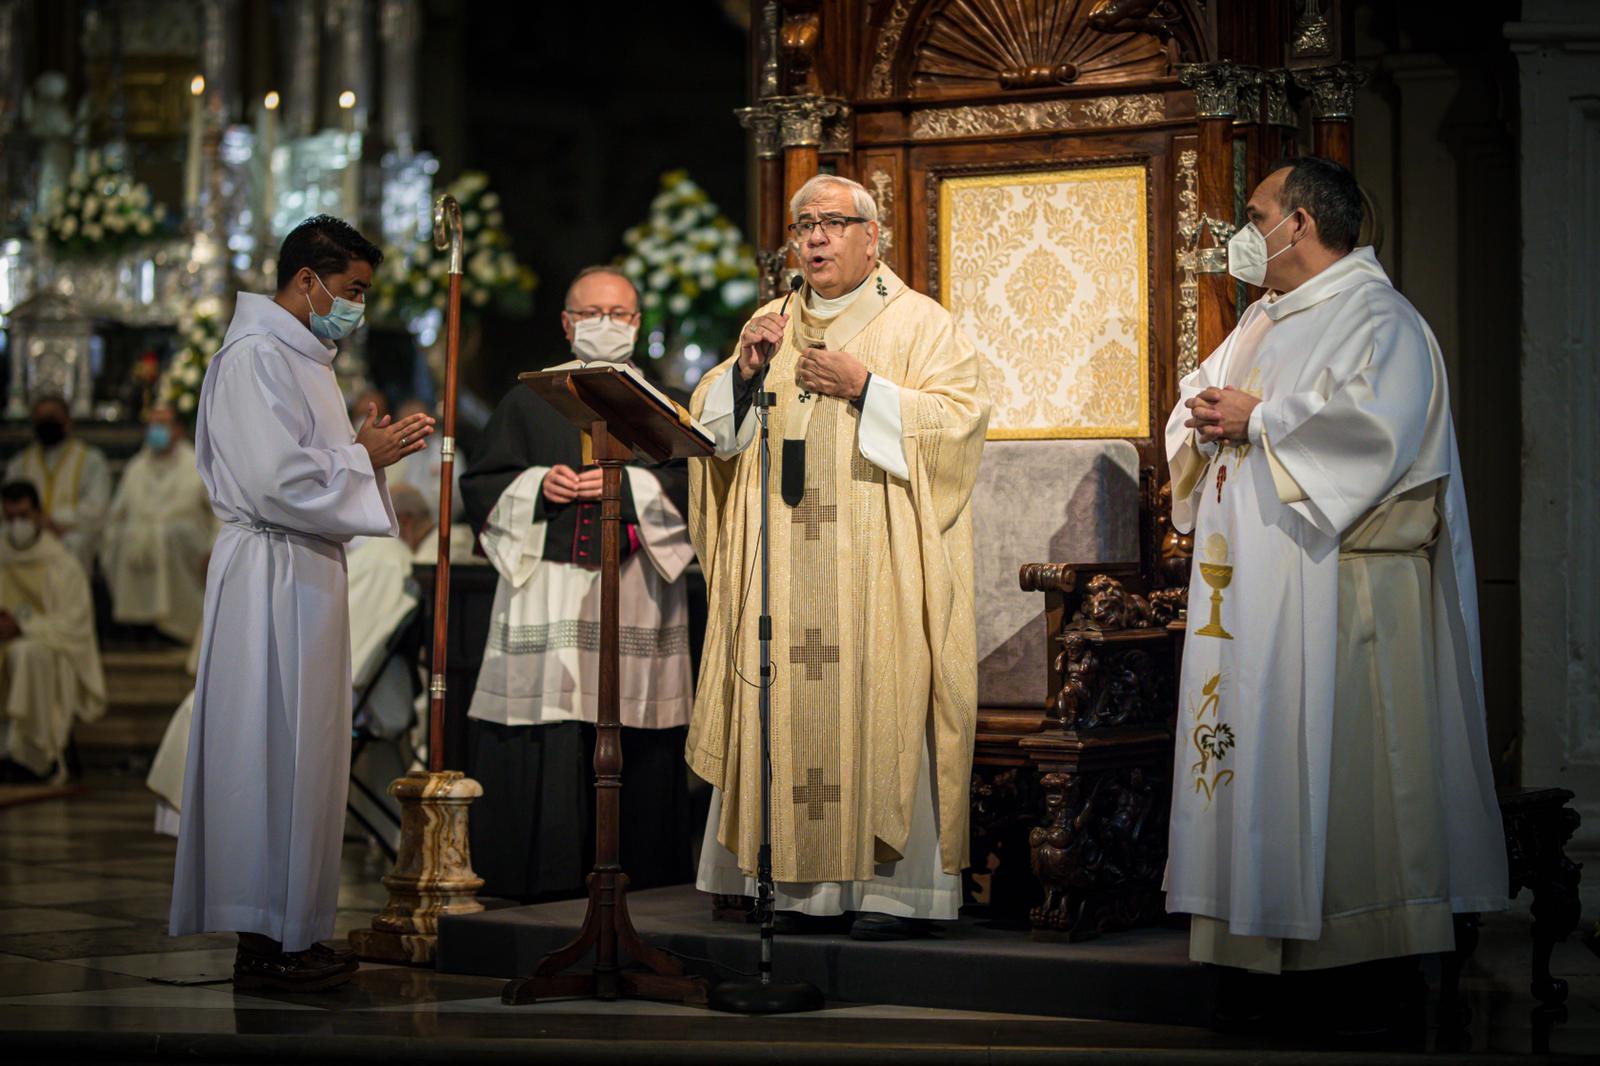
349,769,484,966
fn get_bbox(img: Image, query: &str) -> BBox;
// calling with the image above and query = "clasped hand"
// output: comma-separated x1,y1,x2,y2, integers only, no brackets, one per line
1185,386,1259,445
355,403,435,469
795,347,867,400
542,464,604,505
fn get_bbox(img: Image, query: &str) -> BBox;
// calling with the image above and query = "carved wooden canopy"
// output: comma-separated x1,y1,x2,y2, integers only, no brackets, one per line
864,0,1211,100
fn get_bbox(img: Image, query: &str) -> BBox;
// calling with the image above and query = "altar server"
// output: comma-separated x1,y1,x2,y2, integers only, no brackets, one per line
4,394,112,574
168,215,435,992
101,405,215,643
689,175,991,940
460,266,696,901
1164,158,1506,985
0,480,105,782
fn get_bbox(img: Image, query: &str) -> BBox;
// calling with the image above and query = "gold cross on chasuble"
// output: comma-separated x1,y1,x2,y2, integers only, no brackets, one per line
792,767,841,821
790,496,837,540
789,628,840,681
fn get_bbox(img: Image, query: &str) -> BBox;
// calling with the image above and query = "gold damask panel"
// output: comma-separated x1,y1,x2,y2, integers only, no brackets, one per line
939,165,1149,440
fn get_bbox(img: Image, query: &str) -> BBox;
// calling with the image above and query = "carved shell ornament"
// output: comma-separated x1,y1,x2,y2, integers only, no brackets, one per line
908,0,1171,96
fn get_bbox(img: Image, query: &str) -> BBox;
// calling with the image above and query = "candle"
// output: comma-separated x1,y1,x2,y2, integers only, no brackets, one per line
260,91,279,239
339,90,358,222
184,74,205,219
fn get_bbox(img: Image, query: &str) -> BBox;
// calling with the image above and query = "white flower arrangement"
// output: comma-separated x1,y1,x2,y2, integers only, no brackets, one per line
29,151,169,256
617,170,759,335
156,303,227,429
370,170,536,326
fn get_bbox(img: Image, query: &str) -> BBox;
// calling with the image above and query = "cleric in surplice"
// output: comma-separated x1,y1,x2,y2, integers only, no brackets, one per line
688,174,991,940
1165,157,1507,1020
168,216,435,992
459,266,697,903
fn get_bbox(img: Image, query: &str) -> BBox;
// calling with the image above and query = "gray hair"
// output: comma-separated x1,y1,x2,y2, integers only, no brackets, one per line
389,482,433,524
788,174,879,223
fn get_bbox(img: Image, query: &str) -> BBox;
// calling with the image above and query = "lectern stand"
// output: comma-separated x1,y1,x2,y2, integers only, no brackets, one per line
501,364,714,1007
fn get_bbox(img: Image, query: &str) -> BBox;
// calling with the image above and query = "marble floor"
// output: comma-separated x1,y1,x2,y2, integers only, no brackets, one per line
0,768,1595,1063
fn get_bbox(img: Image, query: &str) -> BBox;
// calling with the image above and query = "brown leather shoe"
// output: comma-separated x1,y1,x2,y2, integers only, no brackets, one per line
234,944,356,992
306,941,359,969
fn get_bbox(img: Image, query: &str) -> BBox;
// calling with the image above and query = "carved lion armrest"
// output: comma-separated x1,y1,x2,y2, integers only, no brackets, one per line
1018,562,1182,734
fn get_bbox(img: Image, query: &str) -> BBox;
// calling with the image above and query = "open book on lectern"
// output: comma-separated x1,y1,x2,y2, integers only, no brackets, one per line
529,360,717,457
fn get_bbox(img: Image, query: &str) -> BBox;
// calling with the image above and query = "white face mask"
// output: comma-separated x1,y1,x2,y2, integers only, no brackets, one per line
571,316,638,364
1226,211,1298,287
5,517,39,550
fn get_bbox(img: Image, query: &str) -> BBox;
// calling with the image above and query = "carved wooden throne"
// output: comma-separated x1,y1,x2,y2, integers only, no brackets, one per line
738,0,1363,940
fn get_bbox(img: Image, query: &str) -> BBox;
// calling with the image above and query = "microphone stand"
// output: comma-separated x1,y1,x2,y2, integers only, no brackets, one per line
708,297,823,1015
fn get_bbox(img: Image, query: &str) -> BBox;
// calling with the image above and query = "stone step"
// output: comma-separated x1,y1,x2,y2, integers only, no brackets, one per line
78,646,192,751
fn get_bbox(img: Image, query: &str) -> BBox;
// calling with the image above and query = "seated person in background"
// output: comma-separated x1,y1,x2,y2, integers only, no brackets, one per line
345,482,436,848
4,394,112,575
387,396,468,524
348,482,434,740
101,405,216,644
459,265,697,902
0,480,106,783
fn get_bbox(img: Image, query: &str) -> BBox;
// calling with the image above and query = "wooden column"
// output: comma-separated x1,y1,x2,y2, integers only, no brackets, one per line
1178,62,1257,362
1294,63,1367,168
772,96,845,206
736,105,786,253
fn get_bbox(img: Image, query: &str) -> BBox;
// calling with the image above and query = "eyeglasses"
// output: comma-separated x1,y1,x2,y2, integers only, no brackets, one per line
565,308,639,324
786,215,868,240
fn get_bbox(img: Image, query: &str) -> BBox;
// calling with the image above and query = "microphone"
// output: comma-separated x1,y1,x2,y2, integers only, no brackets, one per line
779,273,802,315
753,275,802,396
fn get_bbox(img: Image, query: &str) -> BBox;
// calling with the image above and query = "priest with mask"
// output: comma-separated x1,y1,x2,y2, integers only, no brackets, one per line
1164,157,1506,1026
101,404,216,644
4,394,112,575
169,215,435,992
460,265,696,902
688,174,991,940
0,480,105,783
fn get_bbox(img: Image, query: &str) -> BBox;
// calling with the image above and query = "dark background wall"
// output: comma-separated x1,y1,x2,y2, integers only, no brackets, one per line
416,0,751,405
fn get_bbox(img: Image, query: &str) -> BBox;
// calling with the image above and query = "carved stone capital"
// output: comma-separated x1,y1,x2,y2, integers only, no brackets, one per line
1176,62,1260,119
734,104,781,160
764,94,851,151
1262,69,1298,129
1293,62,1369,121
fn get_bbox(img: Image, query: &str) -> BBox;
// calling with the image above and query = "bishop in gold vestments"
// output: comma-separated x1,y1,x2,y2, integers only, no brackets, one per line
687,175,990,931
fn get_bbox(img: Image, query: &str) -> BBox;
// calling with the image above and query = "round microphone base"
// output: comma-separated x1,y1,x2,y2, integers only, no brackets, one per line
707,976,825,1015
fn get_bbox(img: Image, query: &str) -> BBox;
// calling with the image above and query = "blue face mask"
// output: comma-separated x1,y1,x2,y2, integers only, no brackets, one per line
305,272,365,341
145,423,172,452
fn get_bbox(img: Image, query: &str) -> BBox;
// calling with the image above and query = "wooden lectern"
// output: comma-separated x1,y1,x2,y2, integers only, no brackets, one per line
501,364,715,1006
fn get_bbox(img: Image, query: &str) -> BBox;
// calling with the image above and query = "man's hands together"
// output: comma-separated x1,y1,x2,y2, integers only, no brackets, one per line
542,464,604,505
1185,386,1260,445
356,403,435,469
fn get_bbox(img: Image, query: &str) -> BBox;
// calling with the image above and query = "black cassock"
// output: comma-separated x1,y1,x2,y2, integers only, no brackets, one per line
460,377,696,903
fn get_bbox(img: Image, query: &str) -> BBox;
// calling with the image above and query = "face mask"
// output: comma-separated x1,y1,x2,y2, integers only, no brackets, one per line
571,316,638,364
146,424,172,452
5,517,38,550
1226,211,1298,287
32,419,65,447
305,273,365,341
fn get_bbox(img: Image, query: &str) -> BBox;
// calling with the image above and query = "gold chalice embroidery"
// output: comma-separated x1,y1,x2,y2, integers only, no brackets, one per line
1194,533,1234,640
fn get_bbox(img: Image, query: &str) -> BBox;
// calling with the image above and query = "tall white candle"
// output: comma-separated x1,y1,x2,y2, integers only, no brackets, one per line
260,91,279,239
339,90,358,222
184,75,205,219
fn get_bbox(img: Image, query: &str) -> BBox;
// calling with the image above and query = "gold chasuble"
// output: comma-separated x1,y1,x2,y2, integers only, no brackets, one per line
686,265,991,884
